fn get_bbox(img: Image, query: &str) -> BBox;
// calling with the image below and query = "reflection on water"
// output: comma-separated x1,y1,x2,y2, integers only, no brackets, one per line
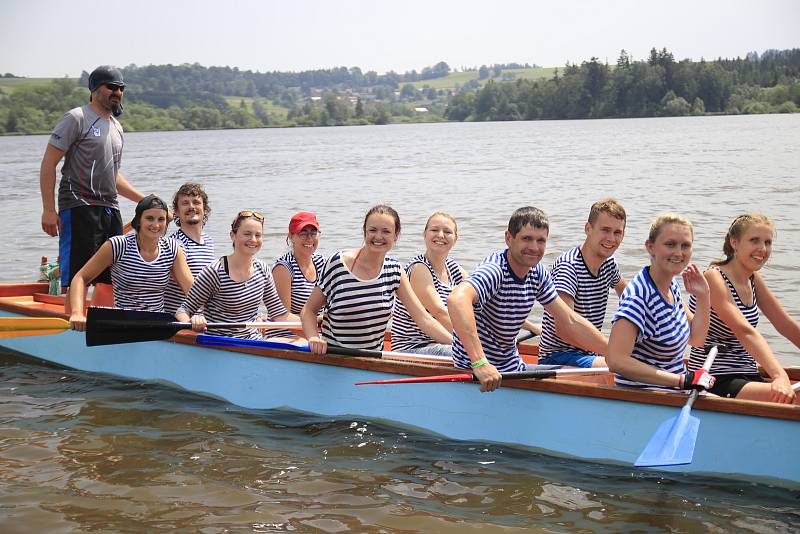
2,353,798,532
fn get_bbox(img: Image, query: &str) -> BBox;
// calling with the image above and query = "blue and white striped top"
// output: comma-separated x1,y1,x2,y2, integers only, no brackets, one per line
391,254,464,351
612,267,689,390
264,251,325,339
688,267,759,375
109,233,179,312
177,257,287,340
318,251,403,351
539,246,621,358
452,250,558,372
163,229,215,314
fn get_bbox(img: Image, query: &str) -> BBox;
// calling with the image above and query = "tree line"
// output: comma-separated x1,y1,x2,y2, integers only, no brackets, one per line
445,48,800,121
78,61,451,107
1,49,798,135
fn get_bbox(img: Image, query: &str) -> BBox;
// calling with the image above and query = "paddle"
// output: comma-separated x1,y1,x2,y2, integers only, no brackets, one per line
517,330,538,343
0,317,71,339
634,346,718,468
355,366,610,385
195,334,454,363
85,307,301,347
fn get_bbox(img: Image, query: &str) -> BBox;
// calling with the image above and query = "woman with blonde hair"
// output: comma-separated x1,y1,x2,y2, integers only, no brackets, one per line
607,213,713,391
688,214,797,403
391,211,467,356
301,204,452,354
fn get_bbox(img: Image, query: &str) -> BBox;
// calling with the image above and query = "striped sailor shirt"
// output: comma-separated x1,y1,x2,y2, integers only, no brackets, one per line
109,233,179,312
177,257,286,339
391,254,463,351
539,245,621,358
452,250,558,372
688,267,759,375
264,251,324,339
318,251,402,351
163,229,215,314
612,266,689,390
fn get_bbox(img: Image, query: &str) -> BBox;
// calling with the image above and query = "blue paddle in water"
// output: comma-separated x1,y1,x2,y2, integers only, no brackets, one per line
635,345,718,468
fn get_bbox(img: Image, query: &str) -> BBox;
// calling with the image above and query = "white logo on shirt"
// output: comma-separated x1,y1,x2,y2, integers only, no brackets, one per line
91,126,101,137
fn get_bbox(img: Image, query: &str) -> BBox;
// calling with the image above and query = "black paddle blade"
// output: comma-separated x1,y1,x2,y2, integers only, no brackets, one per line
85,307,182,347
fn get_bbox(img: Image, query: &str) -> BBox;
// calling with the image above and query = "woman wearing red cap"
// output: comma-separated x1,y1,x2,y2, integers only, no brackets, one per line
68,194,193,331
265,212,325,338
301,204,452,354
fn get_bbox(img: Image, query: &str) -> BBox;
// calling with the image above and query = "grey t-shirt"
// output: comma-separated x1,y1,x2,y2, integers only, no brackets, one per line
49,105,123,212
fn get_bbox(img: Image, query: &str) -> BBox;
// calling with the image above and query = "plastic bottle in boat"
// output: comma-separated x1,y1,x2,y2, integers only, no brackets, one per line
38,256,48,281
47,258,61,295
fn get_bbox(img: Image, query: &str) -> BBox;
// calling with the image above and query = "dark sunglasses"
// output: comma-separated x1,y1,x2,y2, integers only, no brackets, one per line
105,83,125,92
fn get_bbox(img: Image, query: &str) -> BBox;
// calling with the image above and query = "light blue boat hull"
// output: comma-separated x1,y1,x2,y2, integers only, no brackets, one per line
2,309,798,489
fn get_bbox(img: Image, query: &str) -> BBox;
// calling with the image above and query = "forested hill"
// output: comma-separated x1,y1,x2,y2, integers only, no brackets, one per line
85,61,458,105
1,49,798,135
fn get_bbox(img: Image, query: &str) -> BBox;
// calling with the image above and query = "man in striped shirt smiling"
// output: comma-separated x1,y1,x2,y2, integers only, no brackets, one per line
448,207,610,392
538,199,628,368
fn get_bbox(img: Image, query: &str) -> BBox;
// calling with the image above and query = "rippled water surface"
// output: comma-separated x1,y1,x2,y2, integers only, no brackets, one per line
2,353,799,532
1,116,800,531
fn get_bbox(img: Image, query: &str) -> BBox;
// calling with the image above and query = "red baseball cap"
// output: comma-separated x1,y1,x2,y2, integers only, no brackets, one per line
289,212,320,234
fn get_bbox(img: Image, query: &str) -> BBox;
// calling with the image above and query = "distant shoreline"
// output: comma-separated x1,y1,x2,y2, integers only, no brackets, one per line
3,50,798,136
2,110,796,139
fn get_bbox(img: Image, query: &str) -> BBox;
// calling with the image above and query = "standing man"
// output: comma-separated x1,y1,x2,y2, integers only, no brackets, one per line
538,199,628,368
164,182,216,314
448,206,608,392
40,65,144,307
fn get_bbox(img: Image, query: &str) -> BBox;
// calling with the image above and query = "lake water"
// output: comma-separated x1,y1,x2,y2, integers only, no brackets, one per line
1,116,799,531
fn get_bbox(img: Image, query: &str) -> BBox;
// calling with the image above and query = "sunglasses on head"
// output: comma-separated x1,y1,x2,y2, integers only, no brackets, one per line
231,210,265,230
237,210,264,221
105,83,125,92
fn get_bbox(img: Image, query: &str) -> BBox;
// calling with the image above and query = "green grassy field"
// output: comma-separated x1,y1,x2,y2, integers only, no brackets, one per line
0,77,77,93
411,67,556,90
223,96,289,120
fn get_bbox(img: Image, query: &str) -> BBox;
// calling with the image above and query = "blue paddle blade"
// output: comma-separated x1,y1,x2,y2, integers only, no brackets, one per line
196,334,310,353
635,405,699,467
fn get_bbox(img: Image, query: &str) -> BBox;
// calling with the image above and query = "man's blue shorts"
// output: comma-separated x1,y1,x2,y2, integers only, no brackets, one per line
537,350,598,368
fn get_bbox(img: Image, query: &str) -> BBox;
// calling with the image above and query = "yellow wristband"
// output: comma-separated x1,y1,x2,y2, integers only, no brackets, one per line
471,357,489,369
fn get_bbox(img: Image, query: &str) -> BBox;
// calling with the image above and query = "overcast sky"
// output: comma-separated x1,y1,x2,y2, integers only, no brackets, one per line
2,0,798,77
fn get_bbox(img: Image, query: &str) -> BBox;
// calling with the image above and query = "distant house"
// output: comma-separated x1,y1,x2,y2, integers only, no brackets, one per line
310,96,322,101
414,107,429,113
